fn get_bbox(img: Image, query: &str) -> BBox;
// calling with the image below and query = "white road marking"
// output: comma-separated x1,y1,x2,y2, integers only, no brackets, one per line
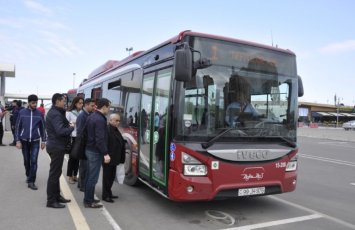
45,154,90,229
317,141,355,149
299,154,355,167
318,141,348,145
270,196,355,229
60,175,90,230
351,183,355,186
61,155,122,230
224,214,322,230
98,194,122,230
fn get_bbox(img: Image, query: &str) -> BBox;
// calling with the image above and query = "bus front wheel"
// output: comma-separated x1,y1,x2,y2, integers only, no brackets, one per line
123,142,139,186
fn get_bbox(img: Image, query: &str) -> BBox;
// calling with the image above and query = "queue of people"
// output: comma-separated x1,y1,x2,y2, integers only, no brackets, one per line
8,93,125,209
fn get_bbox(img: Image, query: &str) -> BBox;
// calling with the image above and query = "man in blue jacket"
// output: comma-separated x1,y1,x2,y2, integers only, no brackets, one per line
84,98,111,208
45,93,74,208
15,94,46,190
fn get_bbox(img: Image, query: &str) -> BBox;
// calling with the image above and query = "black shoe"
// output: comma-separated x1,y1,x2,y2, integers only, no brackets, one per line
103,197,114,203
111,195,119,199
0,144,6,146
93,199,100,203
47,202,65,208
28,183,38,190
84,203,103,208
9,143,16,146
57,196,71,203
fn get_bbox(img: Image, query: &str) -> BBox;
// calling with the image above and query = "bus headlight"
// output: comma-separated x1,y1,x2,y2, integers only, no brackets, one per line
182,152,201,164
182,152,207,176
286,156,298,172
184,165,207,176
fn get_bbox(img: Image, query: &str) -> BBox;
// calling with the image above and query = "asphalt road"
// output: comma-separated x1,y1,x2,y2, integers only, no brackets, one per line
1,129,355,230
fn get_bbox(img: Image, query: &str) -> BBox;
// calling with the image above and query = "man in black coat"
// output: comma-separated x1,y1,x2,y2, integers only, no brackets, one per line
45,93,74,208
102,113,125,203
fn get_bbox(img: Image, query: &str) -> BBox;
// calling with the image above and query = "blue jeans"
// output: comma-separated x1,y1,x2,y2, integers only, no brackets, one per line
84,149,102,204
21,140,40,183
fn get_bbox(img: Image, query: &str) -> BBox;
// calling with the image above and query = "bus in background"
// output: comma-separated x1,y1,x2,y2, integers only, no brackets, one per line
66,88,78,108
77,30,304,201
65,88,85,108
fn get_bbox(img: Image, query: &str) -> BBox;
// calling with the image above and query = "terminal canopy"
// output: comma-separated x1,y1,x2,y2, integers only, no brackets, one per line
0,63,15,77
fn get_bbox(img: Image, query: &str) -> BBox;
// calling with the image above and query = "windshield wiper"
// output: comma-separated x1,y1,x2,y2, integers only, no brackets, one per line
265,136,297,148
201,128,235,149
201,127,249,149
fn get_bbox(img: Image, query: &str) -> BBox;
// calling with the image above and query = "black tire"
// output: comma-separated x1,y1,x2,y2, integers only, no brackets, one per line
123,141,139,186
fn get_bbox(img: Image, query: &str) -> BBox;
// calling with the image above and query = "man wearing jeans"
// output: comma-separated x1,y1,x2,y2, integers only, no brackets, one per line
15,94,46,190
76,98,95,192
84,98,111,208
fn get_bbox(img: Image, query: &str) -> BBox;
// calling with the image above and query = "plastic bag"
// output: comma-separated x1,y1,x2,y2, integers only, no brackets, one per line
116,164,125,184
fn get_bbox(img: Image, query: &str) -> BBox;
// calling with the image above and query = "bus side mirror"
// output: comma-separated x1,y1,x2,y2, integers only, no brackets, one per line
298,75,304,97
174,43,192,82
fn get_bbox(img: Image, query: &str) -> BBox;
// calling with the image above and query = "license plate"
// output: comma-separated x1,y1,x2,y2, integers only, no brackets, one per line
238,187,265,196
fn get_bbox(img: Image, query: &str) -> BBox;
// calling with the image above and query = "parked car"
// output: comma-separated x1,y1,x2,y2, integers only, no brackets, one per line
342,120,355,130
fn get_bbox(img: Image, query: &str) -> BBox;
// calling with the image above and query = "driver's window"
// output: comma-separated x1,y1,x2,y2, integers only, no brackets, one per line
184,88,205,128
250,83,289,122
271,83,289,121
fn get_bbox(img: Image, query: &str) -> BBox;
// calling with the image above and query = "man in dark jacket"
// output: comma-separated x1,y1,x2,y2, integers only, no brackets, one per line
15,95,46,190
10,100,23,146
84,98,111,208
0,104,7,146
9,100,18,146
76,98,95,192
102,113,125,203
45,93,74,208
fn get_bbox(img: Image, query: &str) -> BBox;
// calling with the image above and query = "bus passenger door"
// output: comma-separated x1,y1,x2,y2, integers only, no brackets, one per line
140,68,172,188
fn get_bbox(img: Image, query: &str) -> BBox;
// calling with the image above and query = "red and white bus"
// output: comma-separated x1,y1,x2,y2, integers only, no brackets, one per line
78,30,304,201
66,88,78,108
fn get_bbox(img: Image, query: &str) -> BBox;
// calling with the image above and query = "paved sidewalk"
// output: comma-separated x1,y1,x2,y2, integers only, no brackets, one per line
0,132,77,230
0,132,114,230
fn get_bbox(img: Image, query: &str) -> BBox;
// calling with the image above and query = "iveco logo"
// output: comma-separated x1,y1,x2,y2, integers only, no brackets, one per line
236,150,269,160
207,149,289,162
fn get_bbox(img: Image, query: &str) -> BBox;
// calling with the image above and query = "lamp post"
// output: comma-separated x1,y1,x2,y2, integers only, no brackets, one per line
126,47,133,55
336,97,343,128
73,73,76,88
336,102,339,128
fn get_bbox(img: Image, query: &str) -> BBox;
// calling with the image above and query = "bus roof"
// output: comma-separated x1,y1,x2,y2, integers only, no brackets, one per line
177,31,296,55
67,88,77,94
86,30,295,81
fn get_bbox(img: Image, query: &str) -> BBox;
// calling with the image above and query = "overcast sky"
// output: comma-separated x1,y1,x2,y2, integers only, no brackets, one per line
1,0,355,105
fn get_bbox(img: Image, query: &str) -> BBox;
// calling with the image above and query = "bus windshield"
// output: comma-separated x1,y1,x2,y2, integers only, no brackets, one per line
175,37,298,143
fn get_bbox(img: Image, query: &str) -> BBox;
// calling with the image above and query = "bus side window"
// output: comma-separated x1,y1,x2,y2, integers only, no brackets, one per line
106,78,124,120
77,93,85,98
91,87,102,102
121,72,142,128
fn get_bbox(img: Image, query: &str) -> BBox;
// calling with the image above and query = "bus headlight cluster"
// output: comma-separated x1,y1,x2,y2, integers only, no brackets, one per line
286,156,298,172
184,165,207,176
182,152,207,176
